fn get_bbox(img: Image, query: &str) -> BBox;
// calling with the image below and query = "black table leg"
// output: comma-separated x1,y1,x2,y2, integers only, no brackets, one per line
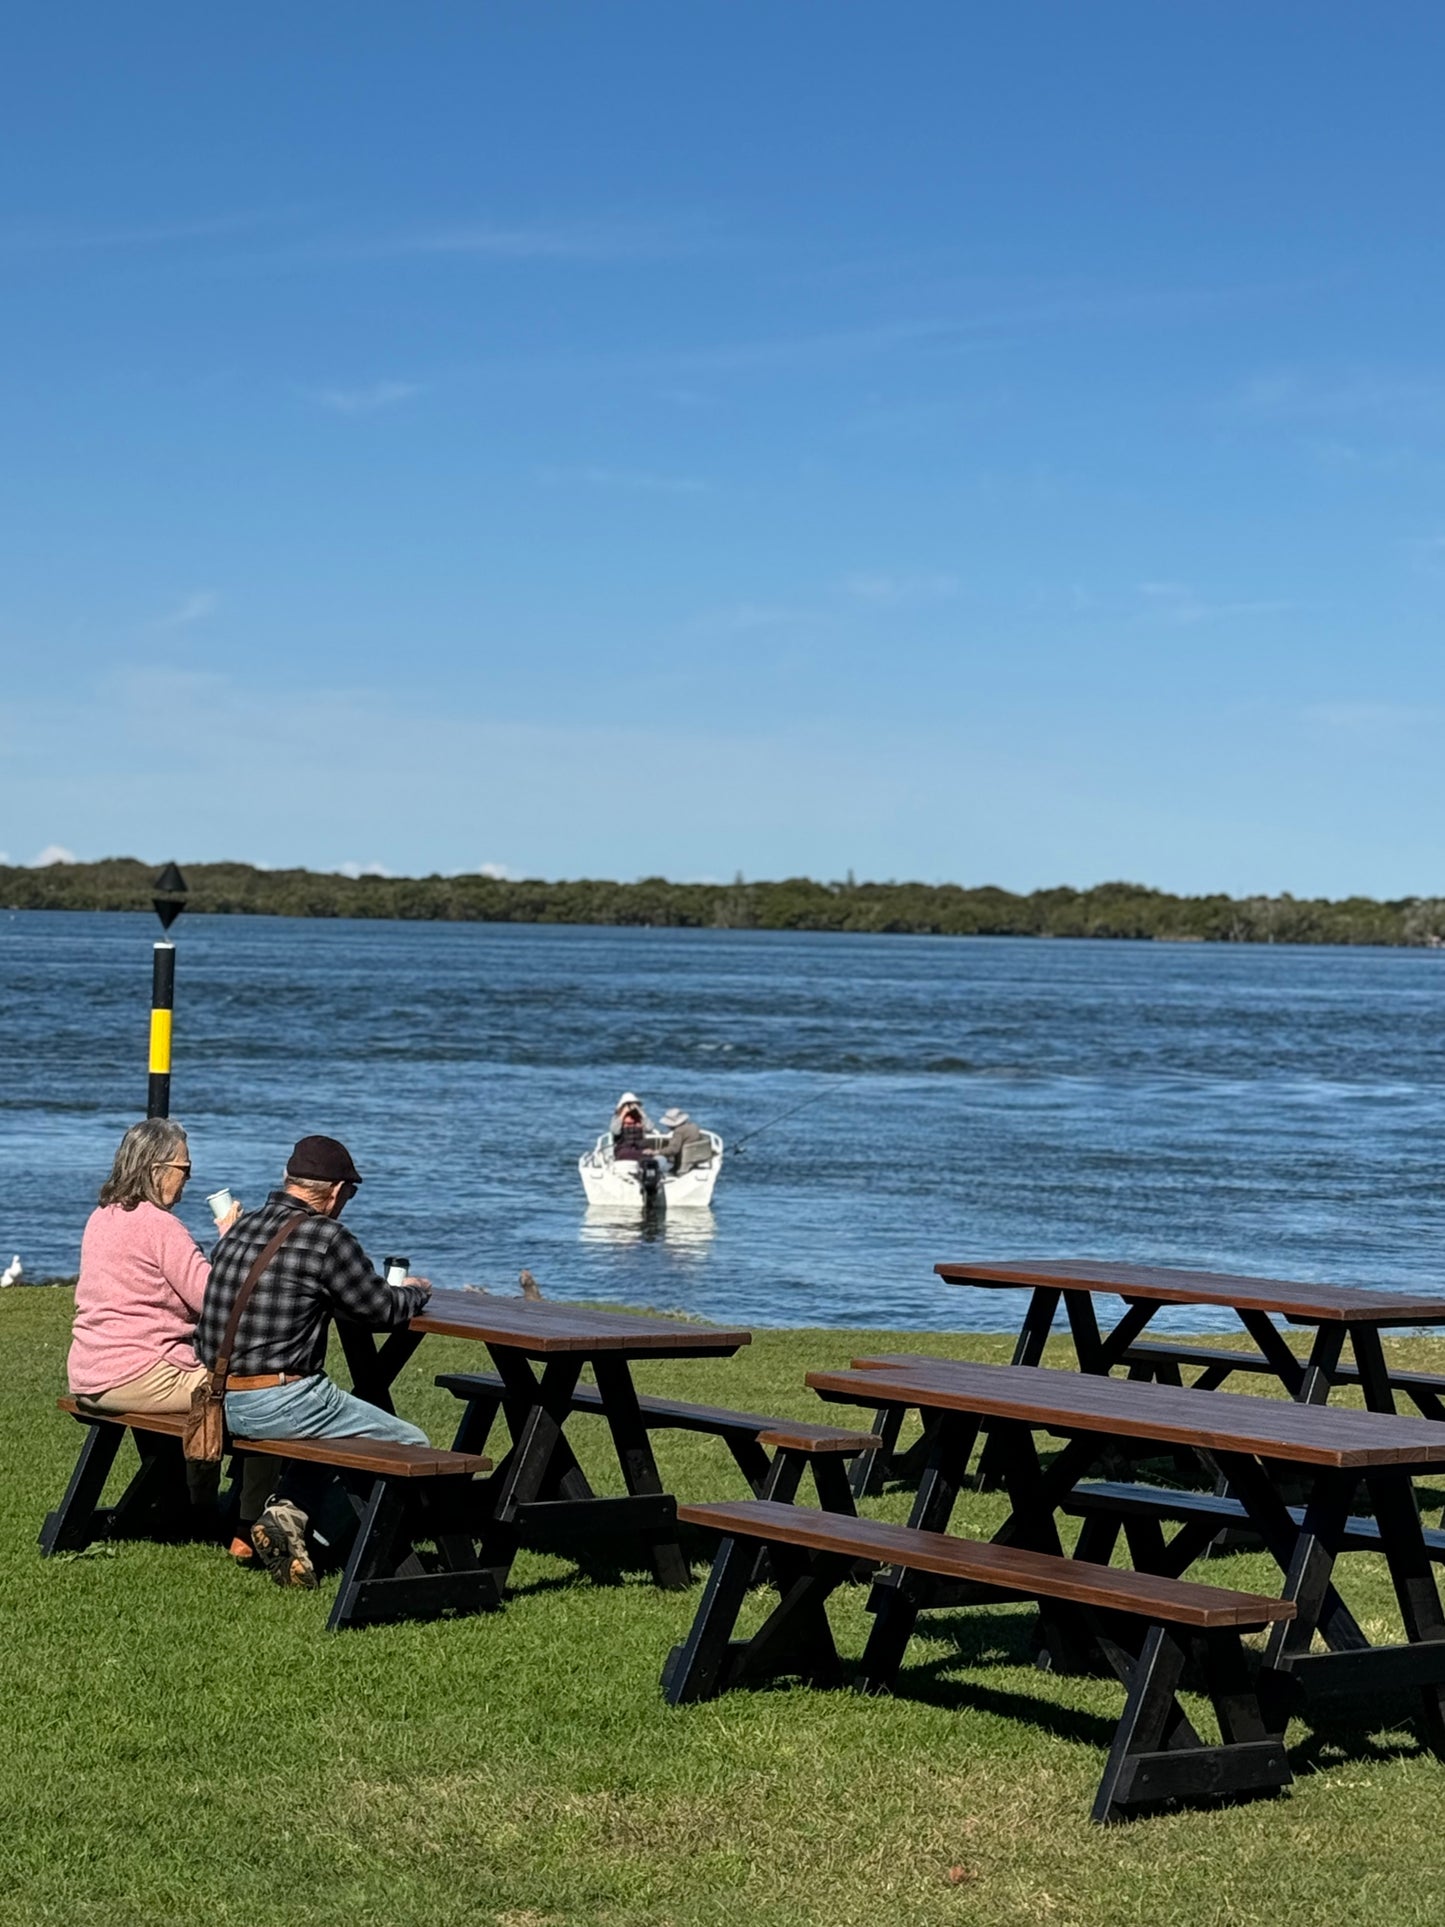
477,1353,585,1594
1365,1468,1445,1755
972,1286,1060,1488
38,1420,124,1555
486,1350,594,1500
863,1410,979,1680
592,1355,690,1589
336,1320,425,1414
850,1399,905,1499
1260,1468,1356,1674
1296,1323,1347,1407
1349,1325,1399,1415
1092,1300,1159,1375
1234,1309,1308,1398
986,1421,1101,1673
1212,1453,1366,1657
1062,1290,1105,1373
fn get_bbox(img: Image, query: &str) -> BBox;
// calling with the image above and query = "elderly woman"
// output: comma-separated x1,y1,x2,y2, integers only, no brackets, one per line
68,1117,240,1416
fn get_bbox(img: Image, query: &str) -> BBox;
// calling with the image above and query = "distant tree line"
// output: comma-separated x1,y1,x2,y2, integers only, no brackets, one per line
5,857,1445,946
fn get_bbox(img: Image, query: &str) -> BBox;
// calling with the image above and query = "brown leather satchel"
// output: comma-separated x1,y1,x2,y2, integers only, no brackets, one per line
183,1213,307,1463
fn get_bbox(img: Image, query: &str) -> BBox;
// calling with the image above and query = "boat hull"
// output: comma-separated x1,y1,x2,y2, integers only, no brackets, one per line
578,1133,722,1210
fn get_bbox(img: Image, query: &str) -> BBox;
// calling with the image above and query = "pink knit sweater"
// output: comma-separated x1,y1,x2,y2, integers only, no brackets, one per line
67,1201,212,1395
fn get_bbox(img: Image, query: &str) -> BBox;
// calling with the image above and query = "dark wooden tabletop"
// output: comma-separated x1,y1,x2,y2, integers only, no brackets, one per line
408,1288,752,1357
935,1259,1445,1326
807,1359,1445,1468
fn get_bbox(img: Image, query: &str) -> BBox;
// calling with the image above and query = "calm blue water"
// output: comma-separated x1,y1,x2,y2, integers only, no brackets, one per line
3,911,1445,1331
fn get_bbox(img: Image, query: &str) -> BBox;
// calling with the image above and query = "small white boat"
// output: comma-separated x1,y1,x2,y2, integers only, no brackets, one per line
578,1132,723,1211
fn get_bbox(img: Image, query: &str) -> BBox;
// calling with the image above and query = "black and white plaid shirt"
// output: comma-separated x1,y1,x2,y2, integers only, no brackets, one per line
197,1189,426,1377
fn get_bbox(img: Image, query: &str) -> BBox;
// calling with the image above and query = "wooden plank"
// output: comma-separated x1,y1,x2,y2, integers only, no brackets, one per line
57,1399,488,1478
805,1362,1445,1468
436,1371,877,1448
512,1494,676,1535
59,1397,186,1436
756,1426,881,1454
1062,1480,1445,1560
934,1259,1445,1325
678,1498,1294,1627
411,1289,751,1355
236,1436,489,1477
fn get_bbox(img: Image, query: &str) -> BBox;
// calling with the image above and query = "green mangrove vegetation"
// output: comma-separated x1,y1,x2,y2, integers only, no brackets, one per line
3,856,1443,945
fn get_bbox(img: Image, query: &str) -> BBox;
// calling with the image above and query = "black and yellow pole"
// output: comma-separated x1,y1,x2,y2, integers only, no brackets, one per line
147,863,188,1119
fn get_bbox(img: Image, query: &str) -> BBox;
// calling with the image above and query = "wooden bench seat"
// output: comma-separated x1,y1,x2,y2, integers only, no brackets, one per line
1123,1341,1445,1418
41,1398,496,1631
437,1370,880,1511
1062,1478,1445,1567
663,1498,1294,1824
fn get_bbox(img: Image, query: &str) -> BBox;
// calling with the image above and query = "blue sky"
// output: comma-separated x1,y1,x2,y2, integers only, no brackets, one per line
3,3,1444,896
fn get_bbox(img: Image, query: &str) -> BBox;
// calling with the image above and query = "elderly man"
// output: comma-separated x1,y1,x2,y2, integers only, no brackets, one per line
656,1109,715,1174
197,1134,432,1587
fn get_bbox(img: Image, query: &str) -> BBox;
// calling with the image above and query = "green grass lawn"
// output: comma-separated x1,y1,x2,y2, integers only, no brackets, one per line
6,1288,1445,1927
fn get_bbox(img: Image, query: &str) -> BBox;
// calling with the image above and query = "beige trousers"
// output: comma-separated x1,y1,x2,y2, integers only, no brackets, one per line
73,1358,206,1415
73,1360,275,1519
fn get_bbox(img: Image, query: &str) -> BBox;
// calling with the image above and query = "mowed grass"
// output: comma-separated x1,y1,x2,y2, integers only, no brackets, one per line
6,1289,1445,1927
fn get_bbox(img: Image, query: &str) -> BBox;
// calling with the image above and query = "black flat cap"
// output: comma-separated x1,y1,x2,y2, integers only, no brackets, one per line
286,1134,363,1185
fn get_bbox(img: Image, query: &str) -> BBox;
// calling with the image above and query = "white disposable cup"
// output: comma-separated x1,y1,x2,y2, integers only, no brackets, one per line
206,1188,235,1224
384,1256,410,1288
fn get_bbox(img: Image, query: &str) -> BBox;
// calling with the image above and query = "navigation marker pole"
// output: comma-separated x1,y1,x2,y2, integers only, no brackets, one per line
148,863,188,1118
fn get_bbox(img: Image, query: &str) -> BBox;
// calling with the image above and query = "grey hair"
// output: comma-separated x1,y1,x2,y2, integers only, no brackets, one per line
283,1174,337,1209
98,1118,190,1211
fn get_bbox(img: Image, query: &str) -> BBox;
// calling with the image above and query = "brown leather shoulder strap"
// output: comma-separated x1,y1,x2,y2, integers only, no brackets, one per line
212,1212,308,1388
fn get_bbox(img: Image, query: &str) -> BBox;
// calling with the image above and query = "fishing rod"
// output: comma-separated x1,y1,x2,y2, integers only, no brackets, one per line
728,1076,859,1155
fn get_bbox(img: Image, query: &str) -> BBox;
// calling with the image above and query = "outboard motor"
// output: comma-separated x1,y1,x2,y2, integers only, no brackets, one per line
639,1156,663,1210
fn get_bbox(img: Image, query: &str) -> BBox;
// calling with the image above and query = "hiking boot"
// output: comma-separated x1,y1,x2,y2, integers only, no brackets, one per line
251,1500,318,1590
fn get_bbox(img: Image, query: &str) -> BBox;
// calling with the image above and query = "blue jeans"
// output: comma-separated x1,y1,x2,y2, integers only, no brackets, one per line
225,1373,428,1447
225,1375,428,1549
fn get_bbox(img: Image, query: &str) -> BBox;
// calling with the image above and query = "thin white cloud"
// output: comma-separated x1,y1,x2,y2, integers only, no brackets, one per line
840,572,960,607
1134,582,1297,627
1232,367,1445,428
688,602,822,636
154,591,218,629
477,861,514,879
310,381,422,415
535,464,705,495
31,844,77,866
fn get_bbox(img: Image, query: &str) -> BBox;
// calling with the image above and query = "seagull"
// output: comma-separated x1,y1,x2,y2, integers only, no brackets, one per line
0,1254,21,1288
519,1268,543,1301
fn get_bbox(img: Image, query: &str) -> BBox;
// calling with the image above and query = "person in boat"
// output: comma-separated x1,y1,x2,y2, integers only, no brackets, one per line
609,1091,656,1141
611,1104,653,1162
656,1109,715,1174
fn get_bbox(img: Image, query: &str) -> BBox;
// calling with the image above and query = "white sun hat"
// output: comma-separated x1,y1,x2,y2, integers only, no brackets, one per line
659,1108,689,1128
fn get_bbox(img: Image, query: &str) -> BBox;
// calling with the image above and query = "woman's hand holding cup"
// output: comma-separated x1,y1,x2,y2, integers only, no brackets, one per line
207,1188,243,1235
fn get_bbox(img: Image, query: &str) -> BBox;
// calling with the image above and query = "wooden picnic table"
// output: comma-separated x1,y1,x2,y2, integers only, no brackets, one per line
935,1259,1445,1412
338,1289,751,1592
807,1357,1445,1746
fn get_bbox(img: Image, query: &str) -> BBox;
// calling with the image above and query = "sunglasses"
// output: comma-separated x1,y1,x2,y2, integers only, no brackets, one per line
158,1160,193,1177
